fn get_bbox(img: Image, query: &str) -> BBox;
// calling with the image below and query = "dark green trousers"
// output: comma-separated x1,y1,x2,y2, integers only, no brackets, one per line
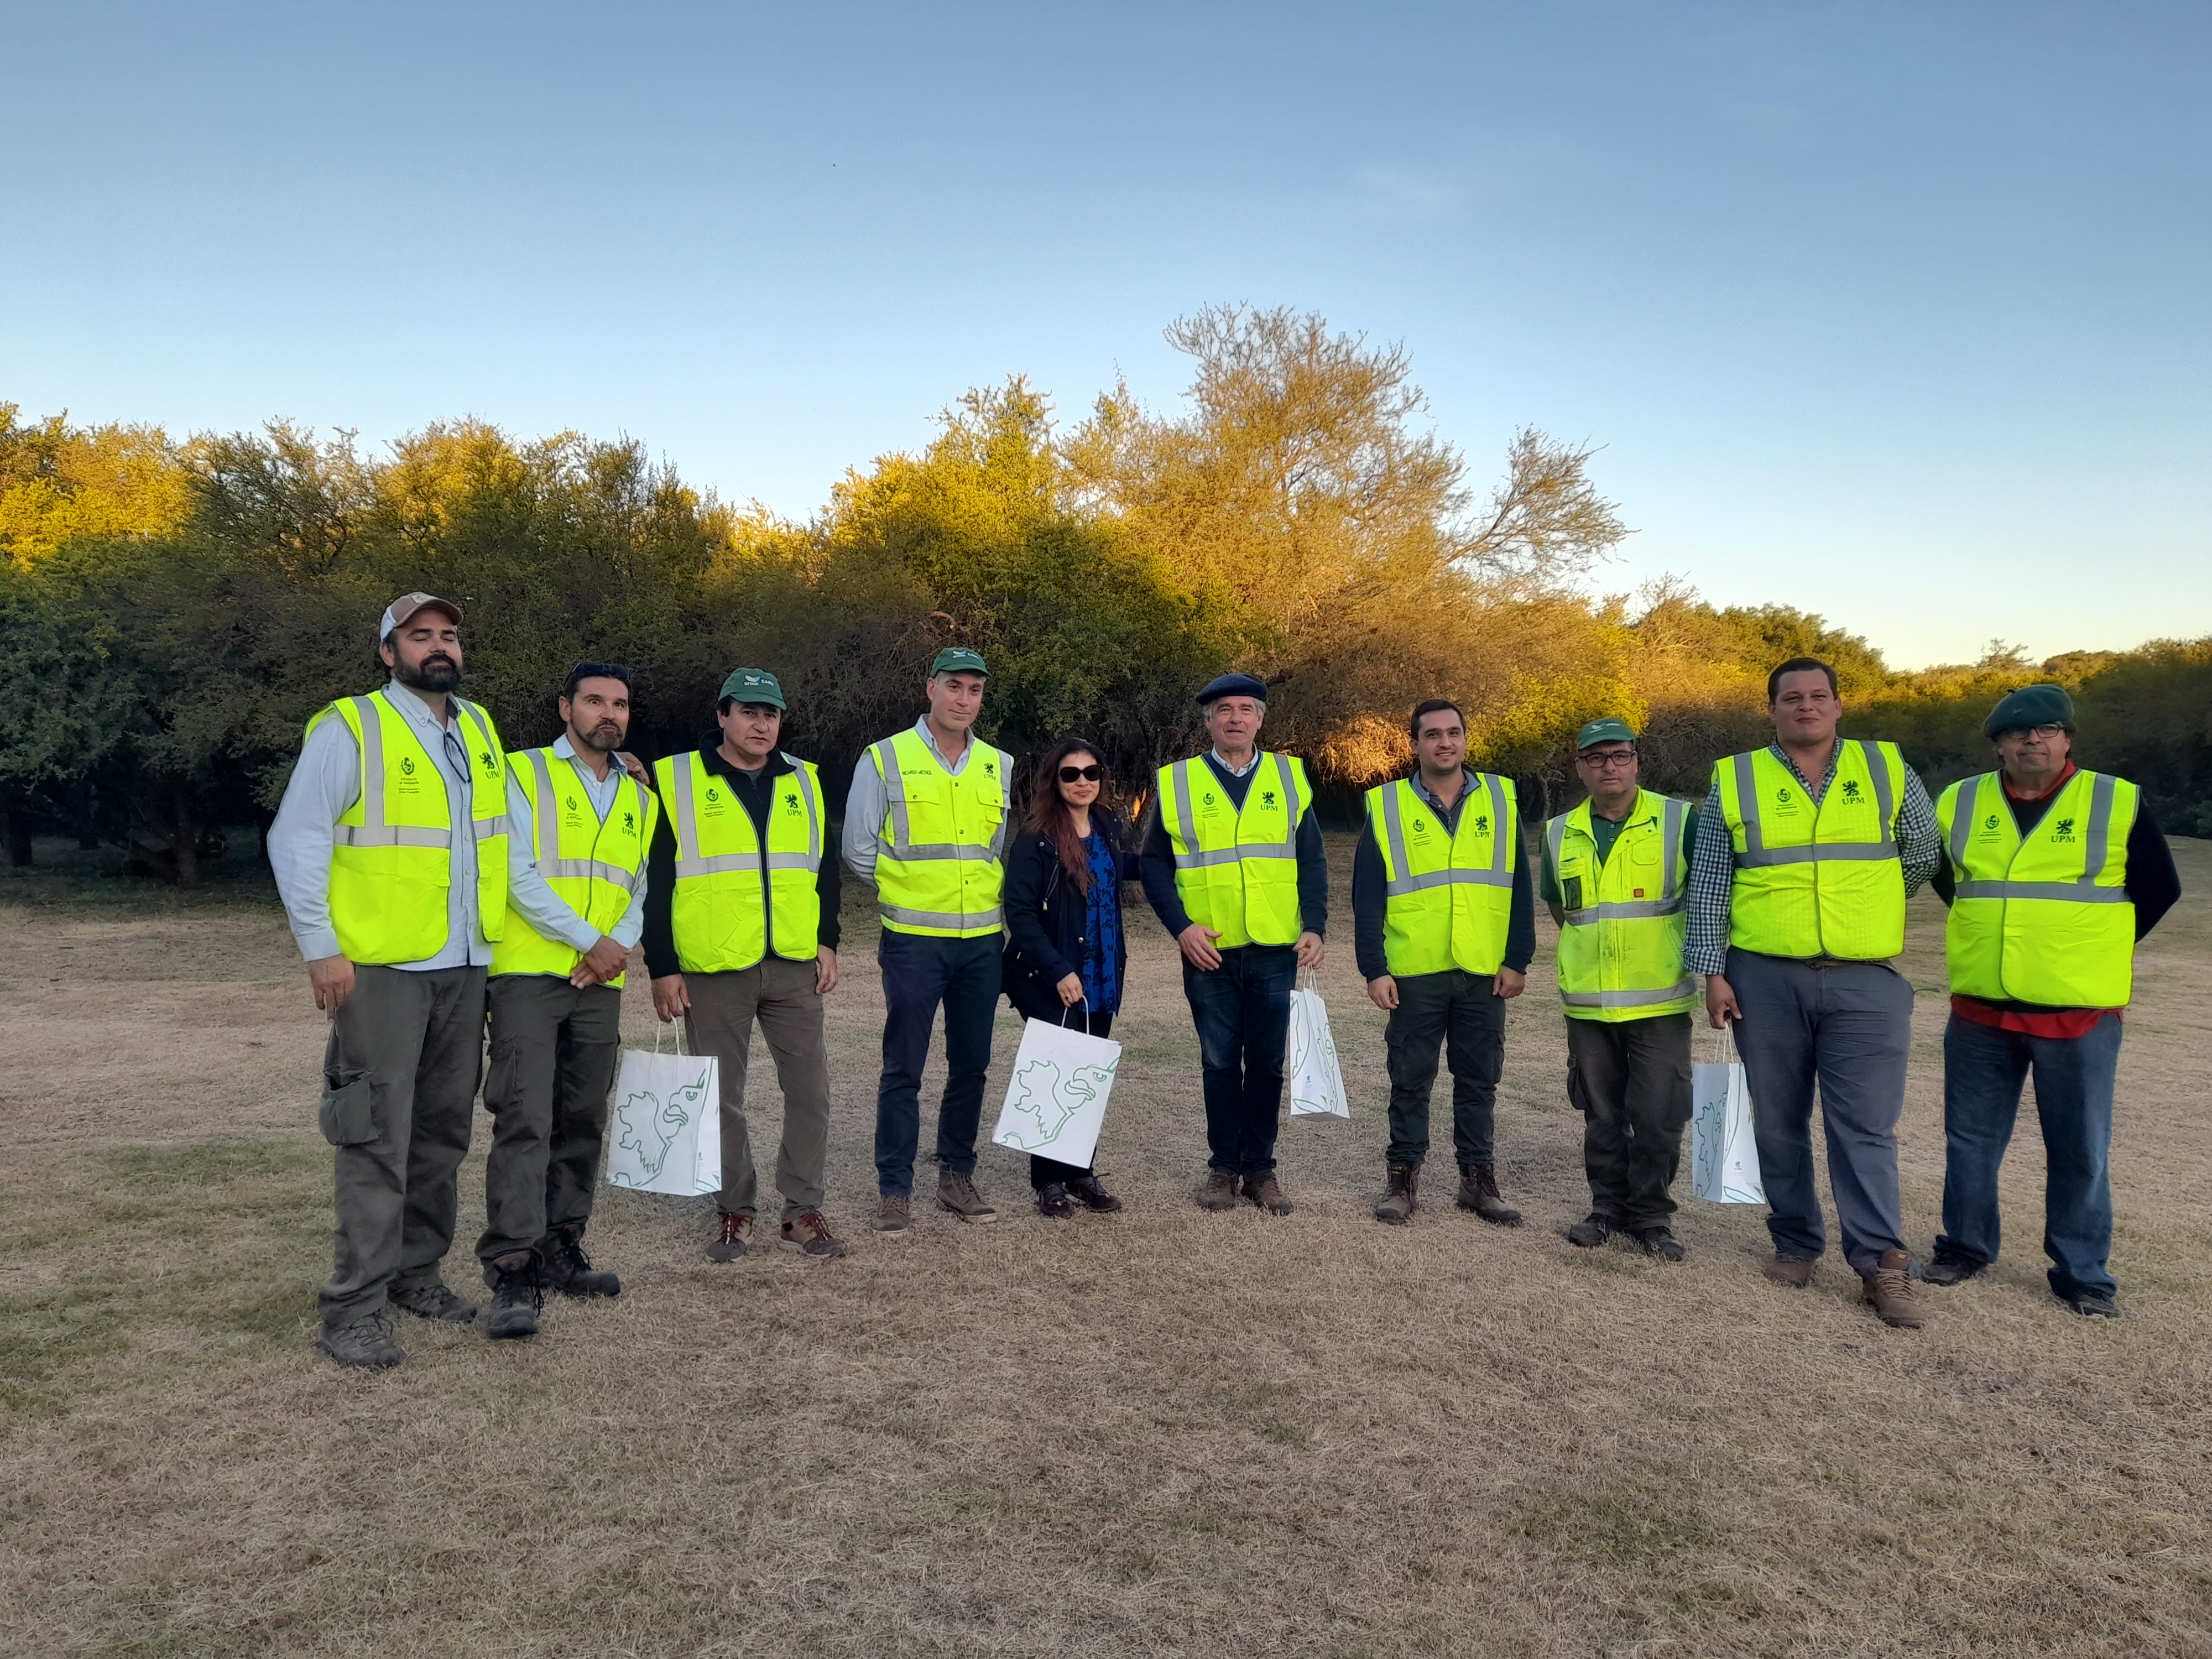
1566,1011,1693,1228
477,975,624,1267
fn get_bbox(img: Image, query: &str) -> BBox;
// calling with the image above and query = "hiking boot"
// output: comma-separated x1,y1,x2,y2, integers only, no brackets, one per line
1374,1165,1418,1225
315,1310,405,1369
542,1229,619,1298
1068,1175,1123,1213
1566,1214,1615,1249
779,1211,849,1258
1244,1174,1293,1215
877,1194,911,1233
2060,1287,2120,1319
1198,1171,1240,1211
1036,1181,1076,1218
1923,1250,1987,1287
1457,1164,1522,1226
1862,1249,1924,1329
938,1172,998,1224
484,1256,542,1340
1635,1225,1686,1262
707,1212,753,1262
1763,1254,1818,1288
390,1277,478,1324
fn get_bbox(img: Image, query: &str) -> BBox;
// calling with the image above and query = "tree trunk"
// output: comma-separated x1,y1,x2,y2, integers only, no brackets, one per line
3,808,30,868
171,781,200,888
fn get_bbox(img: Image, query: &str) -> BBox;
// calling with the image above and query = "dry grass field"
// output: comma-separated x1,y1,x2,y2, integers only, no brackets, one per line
3,834,2210,1658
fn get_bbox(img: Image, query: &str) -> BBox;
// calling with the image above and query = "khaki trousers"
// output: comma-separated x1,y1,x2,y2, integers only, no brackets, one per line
315,963,485,1326
683,955,832,1220
477,975,624,1267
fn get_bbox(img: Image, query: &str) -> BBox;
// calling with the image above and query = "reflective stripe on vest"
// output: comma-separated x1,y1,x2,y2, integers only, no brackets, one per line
659,750,825,971
491,747,655,984
1938,769,2136,1007
1717,740,1907,960
869,730,1008,937
1366,773,1516,977
312,690,510,964
1546,791,1696,1019
1158,752,1308,949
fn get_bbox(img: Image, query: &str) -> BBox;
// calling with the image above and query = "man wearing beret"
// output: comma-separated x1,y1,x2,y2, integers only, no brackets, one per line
646,668,847,1261
1140,672,1327,1214
844,649,1014,1231
1539,718,1699,1257
1924,685,2179,1317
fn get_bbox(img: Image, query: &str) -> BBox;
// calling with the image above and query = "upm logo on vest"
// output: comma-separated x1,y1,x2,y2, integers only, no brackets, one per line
478,749,497,775
1474,815,1490,834
1261,790,1277,809
782,790,802,813
622,810,635,834
2053,817,2077,842
1841,779,1863,802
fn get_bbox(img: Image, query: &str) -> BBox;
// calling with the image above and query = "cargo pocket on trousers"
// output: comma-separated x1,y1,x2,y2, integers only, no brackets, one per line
319,1072,377,1146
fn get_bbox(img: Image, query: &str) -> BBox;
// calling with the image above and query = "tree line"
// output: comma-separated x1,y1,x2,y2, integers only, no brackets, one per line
4,306,2206,883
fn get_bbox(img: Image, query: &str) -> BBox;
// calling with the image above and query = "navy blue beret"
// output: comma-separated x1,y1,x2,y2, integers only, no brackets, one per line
1197,672,1269,706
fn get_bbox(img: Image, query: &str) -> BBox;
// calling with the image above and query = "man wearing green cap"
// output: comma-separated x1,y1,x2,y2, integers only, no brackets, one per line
844,648,1013,1230
644,668,847,1261
1924,684,2179,1317
1539,718,1699,1258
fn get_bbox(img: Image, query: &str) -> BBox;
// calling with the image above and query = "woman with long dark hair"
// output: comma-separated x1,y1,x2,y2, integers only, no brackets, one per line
1002,737,1129,1217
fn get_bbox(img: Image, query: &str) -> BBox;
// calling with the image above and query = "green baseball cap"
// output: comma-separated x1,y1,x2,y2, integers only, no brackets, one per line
930,647,989,678
1575,717,1637,752
718,667,786,710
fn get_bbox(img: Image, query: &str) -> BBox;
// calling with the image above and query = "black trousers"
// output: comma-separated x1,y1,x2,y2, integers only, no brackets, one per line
1384,969,1507,1168
1565,1011,1693,1228
1024,1010,1113,1187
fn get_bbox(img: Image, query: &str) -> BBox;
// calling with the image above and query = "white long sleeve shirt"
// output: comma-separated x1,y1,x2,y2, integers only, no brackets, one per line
502,733,650,957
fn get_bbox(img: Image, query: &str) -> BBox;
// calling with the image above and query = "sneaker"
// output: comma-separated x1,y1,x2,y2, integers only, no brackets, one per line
1634,1225,1686,1262
877,1194,912,1233
1068,1175,1123,1213
390,1277,478,1324
1861,1249,1924,1329
780,1211,849,1258
1923,1251,1987,1287
1243,1174,1293,1215
1566,1214,1615,1249
315,1310,405,1369
707,1212,754,1262
2060,1287,2120,1319
1036,1181,1076,1218
541,1229,619,1298
938,1172,998,1224
1374,1165,1418,1225
1198,1171,1240,1211
1457,1164,1522,1226
484,1258,542,1340
1762,1254,1818,1288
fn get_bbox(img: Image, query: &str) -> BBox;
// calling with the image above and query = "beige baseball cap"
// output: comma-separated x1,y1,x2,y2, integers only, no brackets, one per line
378,592,463,638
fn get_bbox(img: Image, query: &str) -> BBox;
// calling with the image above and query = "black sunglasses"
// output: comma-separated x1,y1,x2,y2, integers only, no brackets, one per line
1058,764,1103,782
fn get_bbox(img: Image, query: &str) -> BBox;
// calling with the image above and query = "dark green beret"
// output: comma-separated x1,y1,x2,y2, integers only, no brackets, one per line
1198,672,1269,706
1984,684,2074,740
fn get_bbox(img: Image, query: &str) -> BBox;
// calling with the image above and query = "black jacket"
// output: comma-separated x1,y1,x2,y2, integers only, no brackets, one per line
1003,816,1132,1021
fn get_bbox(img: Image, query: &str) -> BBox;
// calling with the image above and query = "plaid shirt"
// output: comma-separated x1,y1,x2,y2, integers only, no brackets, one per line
1684,741,1940,975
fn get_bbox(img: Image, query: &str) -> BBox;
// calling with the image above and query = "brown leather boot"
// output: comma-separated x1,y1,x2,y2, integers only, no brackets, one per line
1763,1254,1817,1288
1863,1248,1925,1328
1457,1164,1521,1226
1243,1174,1294,1215
1198,1171,1240,1211
1374,1165,1418,1225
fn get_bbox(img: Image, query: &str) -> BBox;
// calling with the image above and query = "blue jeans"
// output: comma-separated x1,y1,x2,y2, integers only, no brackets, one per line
1184,945,1297,1179
1936,1011,2122,1300
875,930,1001,1198
1727,949,1912,1274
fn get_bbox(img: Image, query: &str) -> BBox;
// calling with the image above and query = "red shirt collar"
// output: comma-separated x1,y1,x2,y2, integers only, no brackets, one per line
2002,760,2077,803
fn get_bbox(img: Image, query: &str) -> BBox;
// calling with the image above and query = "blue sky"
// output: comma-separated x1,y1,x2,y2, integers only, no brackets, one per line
6,1,2205,666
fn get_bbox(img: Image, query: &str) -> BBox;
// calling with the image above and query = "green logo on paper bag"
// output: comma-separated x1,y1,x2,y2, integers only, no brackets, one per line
611,1074,711,1185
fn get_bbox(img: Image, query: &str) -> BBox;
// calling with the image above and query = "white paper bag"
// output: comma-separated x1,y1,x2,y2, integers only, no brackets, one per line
1286,973,1349,1118
990,1011,1123,1169
1691,1026,1764,1204
605,1025,722,1197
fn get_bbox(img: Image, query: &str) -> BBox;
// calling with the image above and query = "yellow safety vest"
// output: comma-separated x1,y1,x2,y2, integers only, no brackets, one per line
1937,769,2137,1008
1715,740,1908,960
305,689,510,965
867,727,1010,938
1157,752,1311,950
1366,771,1517,975
491,747,658,986
1546,791,1695,1020
655,750,826,972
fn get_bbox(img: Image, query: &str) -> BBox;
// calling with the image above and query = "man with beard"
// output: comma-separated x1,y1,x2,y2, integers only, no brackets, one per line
475,662,656,1339
269,594,514,1368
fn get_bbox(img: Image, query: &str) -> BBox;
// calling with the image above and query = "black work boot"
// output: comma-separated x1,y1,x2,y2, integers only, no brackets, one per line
1374,1165,1419,1225
1566,1213,1615,1248
541,1228,620,1298
315,1310,405,1369
483,1253,543,1340
1457,1164,1522,1226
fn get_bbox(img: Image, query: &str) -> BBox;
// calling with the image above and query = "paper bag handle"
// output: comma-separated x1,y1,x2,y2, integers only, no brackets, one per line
1706,1024,1738,1067
654,1019,688,1057
1057,995,1091,1029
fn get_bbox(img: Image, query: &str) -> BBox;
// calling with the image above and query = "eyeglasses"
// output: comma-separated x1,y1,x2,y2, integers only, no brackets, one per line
2001,724,2069,742
1578,750,1637,770
1058,764,1103,783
